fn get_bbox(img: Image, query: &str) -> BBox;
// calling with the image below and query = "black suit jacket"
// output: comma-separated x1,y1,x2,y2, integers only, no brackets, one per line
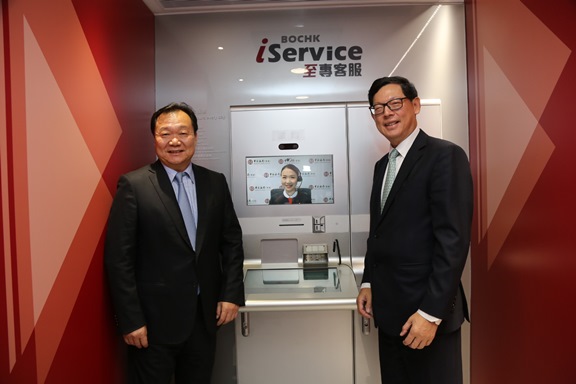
104,160,245,344
362,130,473,336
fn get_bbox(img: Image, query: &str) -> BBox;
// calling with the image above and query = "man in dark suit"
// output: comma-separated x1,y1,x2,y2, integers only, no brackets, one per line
105,102,245,384
357,76,473,384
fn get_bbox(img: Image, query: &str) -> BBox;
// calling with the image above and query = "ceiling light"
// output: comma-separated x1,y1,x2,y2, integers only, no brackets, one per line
290,67,308,74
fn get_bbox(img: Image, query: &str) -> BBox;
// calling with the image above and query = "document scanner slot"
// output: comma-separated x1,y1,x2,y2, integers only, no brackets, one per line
262,270,300,284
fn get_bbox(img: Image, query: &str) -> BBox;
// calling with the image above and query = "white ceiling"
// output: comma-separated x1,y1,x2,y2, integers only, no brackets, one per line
142,0,464,15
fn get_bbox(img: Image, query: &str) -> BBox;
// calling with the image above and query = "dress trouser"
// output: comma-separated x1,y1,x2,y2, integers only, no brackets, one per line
378,328,463,384
127,297,216,384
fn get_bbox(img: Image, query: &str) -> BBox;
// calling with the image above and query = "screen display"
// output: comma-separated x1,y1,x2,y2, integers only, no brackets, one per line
245,155,334,206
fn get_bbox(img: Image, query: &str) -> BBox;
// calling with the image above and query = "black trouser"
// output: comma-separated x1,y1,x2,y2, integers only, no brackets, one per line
127,299,216,384
378,328,463,384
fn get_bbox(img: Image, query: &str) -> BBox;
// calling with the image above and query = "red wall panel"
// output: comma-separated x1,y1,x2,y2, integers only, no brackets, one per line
1,0,154,382
467,0,576,382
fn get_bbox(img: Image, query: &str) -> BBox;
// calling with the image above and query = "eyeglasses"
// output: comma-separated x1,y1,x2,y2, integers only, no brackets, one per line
368,97,409,116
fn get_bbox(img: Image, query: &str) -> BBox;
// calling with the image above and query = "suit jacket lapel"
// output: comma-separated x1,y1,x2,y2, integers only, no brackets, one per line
149,161,192,249
379,130,428,219
192,164,207,255
371,155,387,215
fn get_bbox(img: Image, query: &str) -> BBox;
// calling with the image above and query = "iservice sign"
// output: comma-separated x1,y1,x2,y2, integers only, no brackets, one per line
255,35,364,78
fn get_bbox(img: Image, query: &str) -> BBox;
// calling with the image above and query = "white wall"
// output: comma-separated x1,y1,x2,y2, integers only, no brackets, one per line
155,5,469,175
154,5,469,383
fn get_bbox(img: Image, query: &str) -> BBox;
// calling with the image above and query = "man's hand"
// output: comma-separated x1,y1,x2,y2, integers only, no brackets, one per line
400,312,438,349
123,326,149,349
216,301,240,326
356,287,373,319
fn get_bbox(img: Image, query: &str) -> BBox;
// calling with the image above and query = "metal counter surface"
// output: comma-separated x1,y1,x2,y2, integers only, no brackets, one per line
240,264,358,312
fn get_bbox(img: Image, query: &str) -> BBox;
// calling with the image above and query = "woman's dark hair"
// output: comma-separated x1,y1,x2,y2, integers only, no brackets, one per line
368,76,418,106
150,102,198,135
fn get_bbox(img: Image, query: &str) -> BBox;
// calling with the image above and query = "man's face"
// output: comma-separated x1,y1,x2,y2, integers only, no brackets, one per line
154,110,197,172
371,84,420,147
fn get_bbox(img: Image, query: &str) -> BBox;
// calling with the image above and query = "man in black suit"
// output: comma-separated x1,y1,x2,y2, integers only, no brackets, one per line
357,76,473,384
105,102,245,384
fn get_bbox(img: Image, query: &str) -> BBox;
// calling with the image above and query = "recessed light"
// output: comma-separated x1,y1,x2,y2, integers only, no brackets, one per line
290,68,308,74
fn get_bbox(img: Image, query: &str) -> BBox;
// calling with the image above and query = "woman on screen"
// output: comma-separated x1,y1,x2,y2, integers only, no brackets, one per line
269,164,312,205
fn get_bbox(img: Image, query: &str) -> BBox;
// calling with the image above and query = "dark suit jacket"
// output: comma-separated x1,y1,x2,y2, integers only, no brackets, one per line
104,160,245,344
269,188,312,204
361,130,473,336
